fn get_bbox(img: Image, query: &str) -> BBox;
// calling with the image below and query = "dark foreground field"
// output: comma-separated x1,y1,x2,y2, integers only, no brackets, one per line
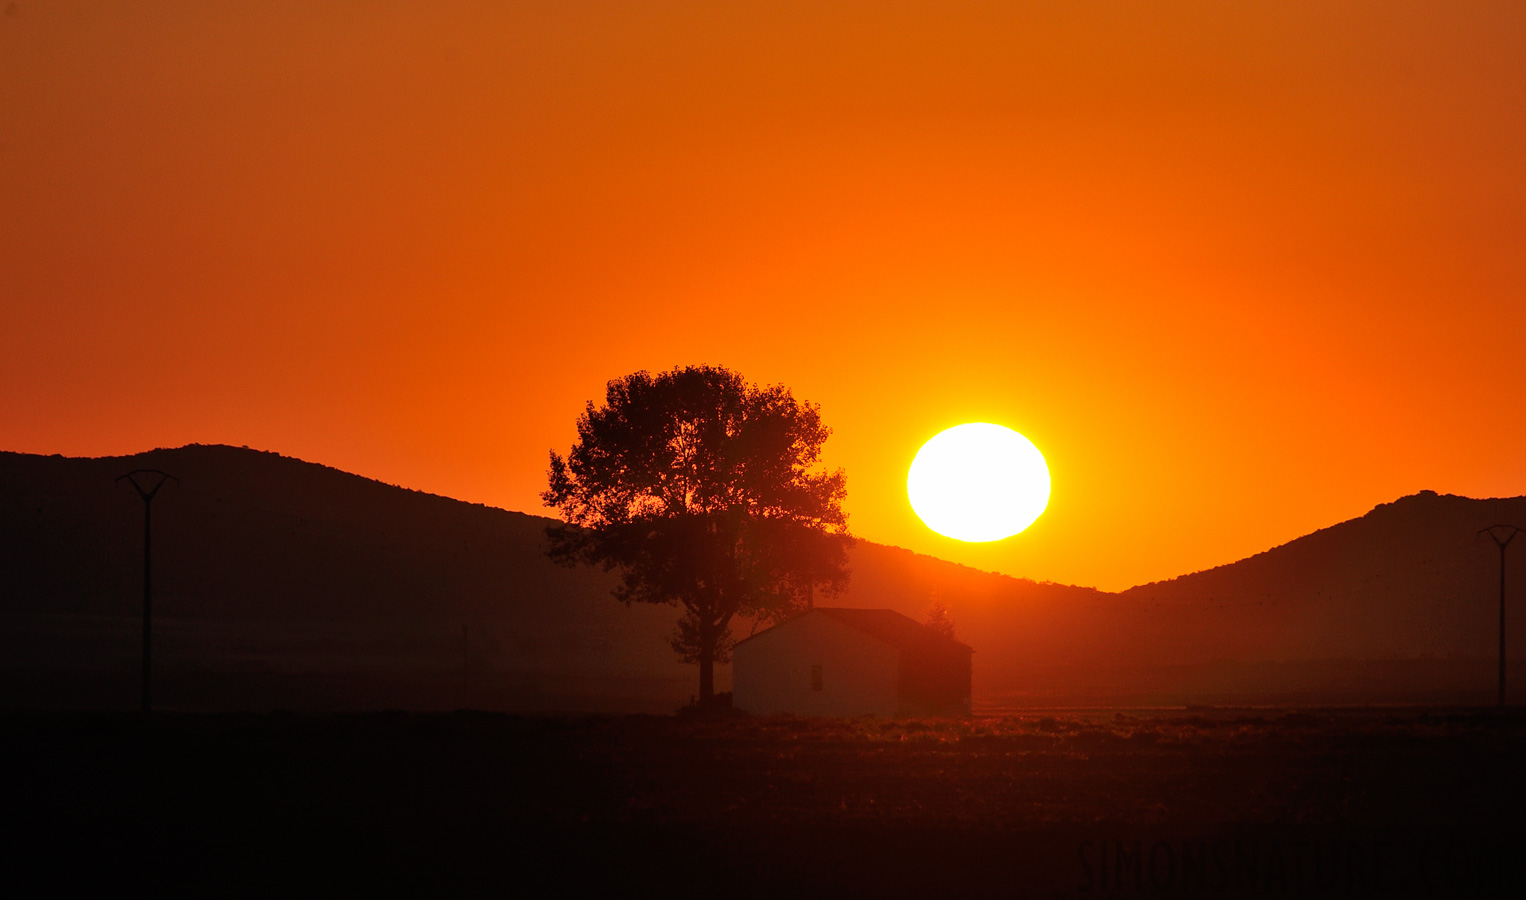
4,709,1523,898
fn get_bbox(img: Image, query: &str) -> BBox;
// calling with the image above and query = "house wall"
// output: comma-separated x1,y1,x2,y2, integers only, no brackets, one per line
898,646,973,717
733,614,901,717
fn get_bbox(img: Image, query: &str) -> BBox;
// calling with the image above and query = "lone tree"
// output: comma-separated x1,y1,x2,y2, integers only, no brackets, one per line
543,365,852,704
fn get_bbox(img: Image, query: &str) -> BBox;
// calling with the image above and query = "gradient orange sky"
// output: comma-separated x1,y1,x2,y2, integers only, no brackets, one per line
4,2,1524,591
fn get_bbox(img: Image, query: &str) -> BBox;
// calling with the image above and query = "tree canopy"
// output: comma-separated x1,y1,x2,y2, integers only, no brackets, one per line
542,366,852,703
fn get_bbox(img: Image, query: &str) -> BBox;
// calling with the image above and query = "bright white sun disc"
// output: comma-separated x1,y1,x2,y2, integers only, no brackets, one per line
907,423,1051,542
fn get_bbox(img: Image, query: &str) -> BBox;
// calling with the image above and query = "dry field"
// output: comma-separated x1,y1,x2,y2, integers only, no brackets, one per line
5,708,1522,897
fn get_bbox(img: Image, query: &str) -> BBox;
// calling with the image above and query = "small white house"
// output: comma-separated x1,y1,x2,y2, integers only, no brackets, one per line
731,608,973,717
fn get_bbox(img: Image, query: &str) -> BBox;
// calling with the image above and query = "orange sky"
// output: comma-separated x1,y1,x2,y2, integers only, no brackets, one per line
4,2,1524,591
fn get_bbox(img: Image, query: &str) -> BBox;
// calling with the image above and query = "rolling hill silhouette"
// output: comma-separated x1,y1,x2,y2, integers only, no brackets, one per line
2,445,1521,710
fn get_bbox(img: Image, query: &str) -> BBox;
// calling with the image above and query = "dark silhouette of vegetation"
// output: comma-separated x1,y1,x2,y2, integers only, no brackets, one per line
543,366,852,703
8,710,1525,895
923,595,956,639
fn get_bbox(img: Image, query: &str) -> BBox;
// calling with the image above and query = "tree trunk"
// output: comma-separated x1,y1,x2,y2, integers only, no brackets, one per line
698,649,714,704
696,610,732,706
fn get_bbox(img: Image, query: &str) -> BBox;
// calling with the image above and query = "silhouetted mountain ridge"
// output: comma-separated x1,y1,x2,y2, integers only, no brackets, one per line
1116,489,1526,663
3,445,1522,709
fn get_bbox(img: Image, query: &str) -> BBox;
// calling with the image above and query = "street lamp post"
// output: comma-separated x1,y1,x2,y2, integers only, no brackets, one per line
117,470,177,716
1480,525,1523,708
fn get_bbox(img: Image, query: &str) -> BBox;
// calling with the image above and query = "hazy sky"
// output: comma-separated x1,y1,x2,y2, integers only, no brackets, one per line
4,1,1524,591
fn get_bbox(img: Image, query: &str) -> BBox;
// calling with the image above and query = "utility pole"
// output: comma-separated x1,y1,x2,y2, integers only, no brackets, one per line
118,470,177,716
1479,525,1522,708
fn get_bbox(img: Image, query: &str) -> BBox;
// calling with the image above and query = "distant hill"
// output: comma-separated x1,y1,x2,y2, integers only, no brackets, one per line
2,445,1522,710
1118,491,1526,662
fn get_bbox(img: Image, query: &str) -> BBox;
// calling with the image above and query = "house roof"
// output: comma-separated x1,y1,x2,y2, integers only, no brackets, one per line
734,607,973,653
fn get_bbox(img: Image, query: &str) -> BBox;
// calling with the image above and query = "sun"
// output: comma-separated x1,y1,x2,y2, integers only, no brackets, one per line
907,423,1051,542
